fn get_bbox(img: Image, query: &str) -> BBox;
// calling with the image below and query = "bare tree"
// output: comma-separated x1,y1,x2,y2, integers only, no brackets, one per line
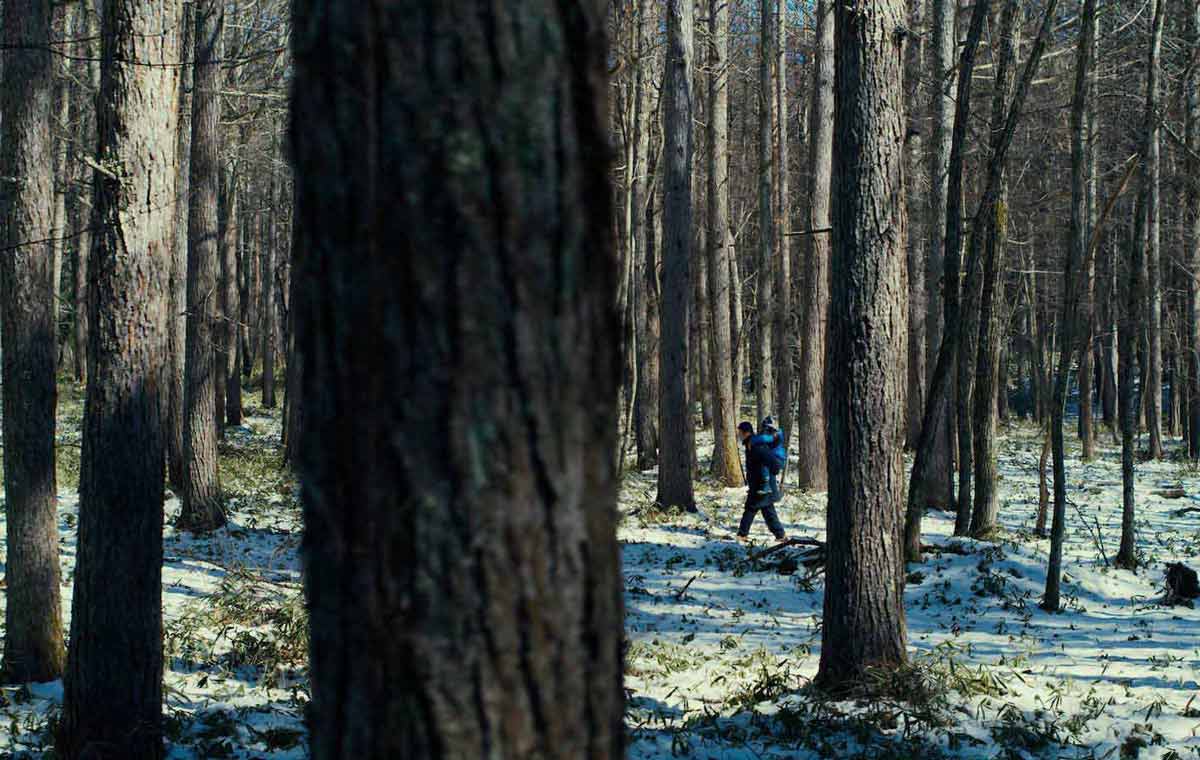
179,0,227,532
706,0,742,485
59,0,181,754
290,0,624,756
756,0,775,420
656,0,696,512
1144,0,1166,461
0,0,65,685
796,0,833,492
817,0,909,689
1189,0,1200,460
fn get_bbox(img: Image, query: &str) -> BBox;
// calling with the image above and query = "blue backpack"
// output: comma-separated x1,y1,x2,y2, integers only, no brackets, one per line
751,430,787,475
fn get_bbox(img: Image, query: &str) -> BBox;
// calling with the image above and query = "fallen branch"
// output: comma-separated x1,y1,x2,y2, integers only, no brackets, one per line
674,571,703,600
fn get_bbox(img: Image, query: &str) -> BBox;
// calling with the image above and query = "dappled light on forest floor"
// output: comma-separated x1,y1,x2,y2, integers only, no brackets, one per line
623,427,1200,759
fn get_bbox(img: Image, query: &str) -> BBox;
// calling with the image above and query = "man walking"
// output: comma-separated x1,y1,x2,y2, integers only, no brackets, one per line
737,421,787,541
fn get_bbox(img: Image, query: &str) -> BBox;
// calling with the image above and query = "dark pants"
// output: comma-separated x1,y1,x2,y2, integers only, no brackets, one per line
738,478,785,539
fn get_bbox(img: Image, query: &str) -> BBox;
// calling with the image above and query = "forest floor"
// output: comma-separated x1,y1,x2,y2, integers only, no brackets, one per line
0,382,307,759
4,393,1200,759
624,426,1200,760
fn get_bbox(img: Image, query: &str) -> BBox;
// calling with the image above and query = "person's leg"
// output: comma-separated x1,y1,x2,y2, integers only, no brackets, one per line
737,505,758,537
761,502,786,539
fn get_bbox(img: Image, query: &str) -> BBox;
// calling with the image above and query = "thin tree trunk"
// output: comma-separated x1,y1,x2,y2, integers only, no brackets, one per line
0,0,65,685
1145,0,1166,460
969,0,1019,538
756,0,775,420
817,0,909,689
261,131,279,410
1046,0,1097,609
168,2,194,492
707,0,742,485
633,2,660,471
656,0,696,512
59,0,180,755
773,0,793,441
905,0,926,449
222,164,242,427
796,0,832,492
291,1,625,755
179,0,226,532
1078,0,1100,459
69,2,98,386
1188,0,1200,460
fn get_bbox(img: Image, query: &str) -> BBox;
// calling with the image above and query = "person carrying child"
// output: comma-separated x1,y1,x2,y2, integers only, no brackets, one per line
736,417,787,541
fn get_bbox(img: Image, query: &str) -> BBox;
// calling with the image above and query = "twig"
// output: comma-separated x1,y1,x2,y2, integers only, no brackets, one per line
674,571,703,600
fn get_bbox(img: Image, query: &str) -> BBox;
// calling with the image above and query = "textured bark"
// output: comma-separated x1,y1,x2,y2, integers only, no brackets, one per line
817,0,909,689
911,0,956,512
58,0,179,755
905,0,926,449
179,0,226,533
221,165,242,427
656,0,696,512
0,0,65,685
1145,0,1165,460
969,0,1019,538
69,2,99,386
262,128,281,410
756,0,775,420
632,2,659,471
773,0,793,443
291,1,624,756
1077,0,1100,460
1046,0,1096,609
706,0,742,486
905,0,990,560
168,1,194,491
796,0,833,492
1189,0,1200,460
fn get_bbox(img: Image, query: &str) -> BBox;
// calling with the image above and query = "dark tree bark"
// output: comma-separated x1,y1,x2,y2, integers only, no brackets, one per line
1145,0,1166,460
796,0,833,492
905,0,926,450
969,0,1019,538
221,164,242,427
1046,0,1097,608
905,0,990,559
817,0,909,689
179,0,226,532
656,0,696,512
168,1,194,492
261,127,280,409
69,2,99,386
773,0,793,442
918,0,956,510
290,1,624,757
58,0,180,755
0,0,65,685
706,0,742,486
756,0,775,421
1189,0,1200,460
632,1,659,471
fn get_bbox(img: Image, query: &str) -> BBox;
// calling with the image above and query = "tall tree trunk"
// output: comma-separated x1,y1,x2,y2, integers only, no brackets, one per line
179,0,226,532
905,0,991,559
656,0,696,512
707,0,742,485
59,0,180,755
773,0,793,442
262,128,280,409
0,0,65,685
1145,0,1166,460
222,164,242,427
905,0,926,449
290,1,625,755
912,0,956,510
49,33,70,371
168,1,194,492
69,2,98,386
1078,0,1100,459
1046,0,1097,608
796,0,833,492
818,0,909,689
1188,0,1200,460
756,0,775,420
969,0,1018,538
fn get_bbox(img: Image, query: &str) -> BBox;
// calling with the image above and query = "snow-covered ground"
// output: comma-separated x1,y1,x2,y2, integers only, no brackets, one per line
625,426,1200,759
6,394,1200,759
0,386,306,759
